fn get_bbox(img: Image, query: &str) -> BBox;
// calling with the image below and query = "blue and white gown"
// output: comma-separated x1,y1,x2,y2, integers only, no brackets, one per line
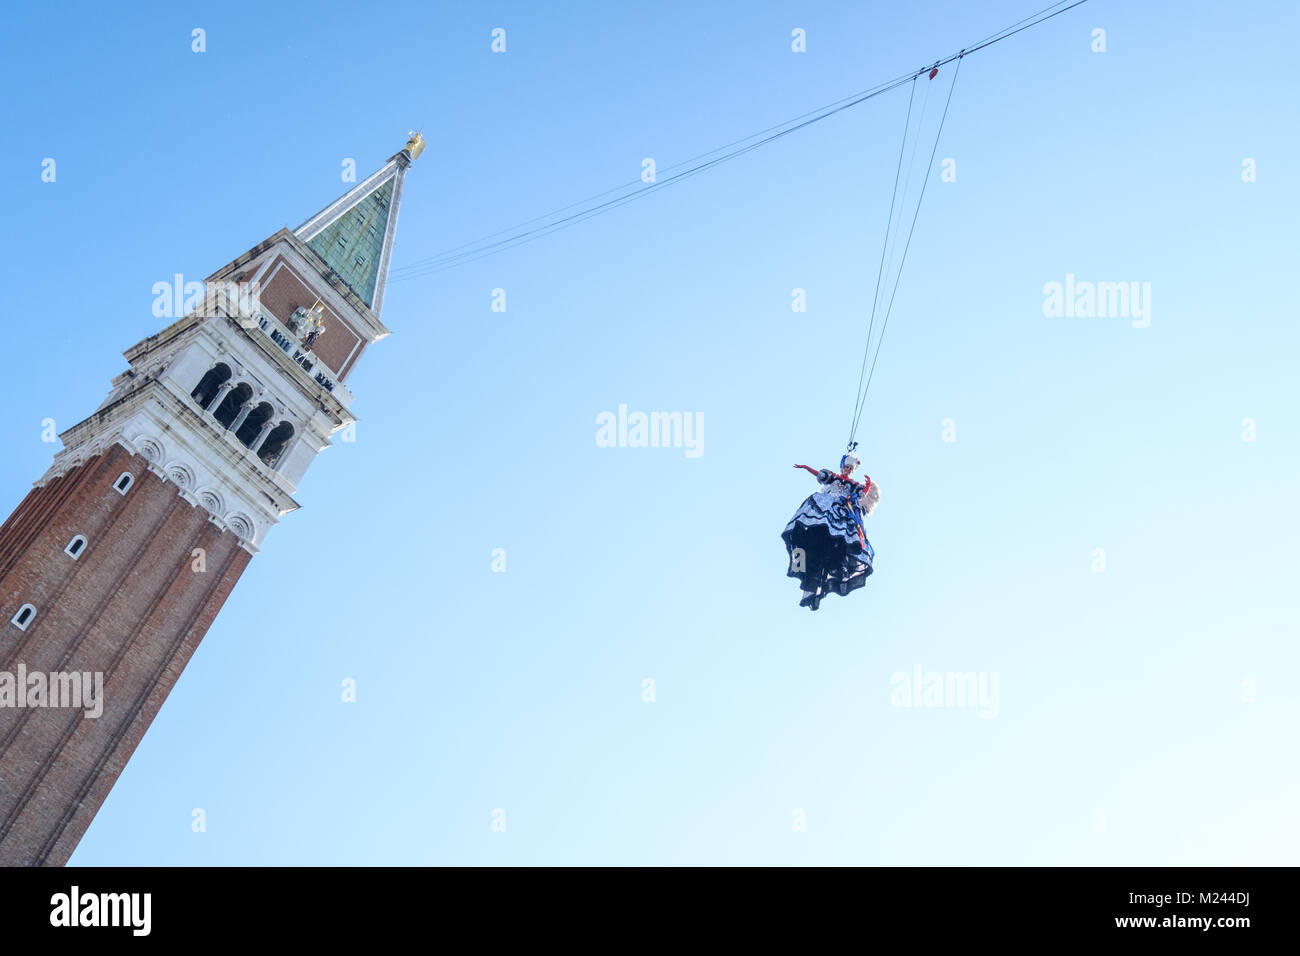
781,469,879,610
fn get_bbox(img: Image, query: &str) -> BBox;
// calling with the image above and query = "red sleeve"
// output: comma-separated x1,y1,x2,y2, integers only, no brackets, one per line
793,464,819,477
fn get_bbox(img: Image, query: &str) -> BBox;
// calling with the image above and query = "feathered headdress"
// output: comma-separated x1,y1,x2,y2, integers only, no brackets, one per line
840,442,860,474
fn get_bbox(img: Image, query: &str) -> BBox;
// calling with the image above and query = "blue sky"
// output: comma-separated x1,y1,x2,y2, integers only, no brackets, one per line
2,0,1297,865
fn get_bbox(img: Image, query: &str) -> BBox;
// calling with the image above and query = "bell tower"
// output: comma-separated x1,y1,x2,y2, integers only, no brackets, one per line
0,134,422,866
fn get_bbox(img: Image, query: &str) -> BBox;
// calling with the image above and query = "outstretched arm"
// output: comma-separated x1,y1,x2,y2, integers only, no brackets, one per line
794,464,835,484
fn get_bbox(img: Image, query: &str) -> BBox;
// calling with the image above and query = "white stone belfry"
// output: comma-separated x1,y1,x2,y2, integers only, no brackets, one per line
41,141,419,552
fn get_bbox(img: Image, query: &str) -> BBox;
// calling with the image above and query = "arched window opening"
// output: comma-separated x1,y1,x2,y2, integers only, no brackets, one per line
64,534,87,559
236,402,275,448
213,383,253,430
113,472,134,494
258,422,295,469
190,363,232,409
11,604,36,630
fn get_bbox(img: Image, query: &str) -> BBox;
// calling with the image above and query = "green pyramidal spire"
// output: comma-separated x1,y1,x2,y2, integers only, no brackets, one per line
304,178,394,308
295,135,422,316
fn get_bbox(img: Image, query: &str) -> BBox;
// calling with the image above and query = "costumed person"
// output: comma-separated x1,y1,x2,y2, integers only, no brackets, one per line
781,447,880,610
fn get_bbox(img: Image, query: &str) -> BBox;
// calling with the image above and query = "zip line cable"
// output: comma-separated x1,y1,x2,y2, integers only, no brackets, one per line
395,79,916,268
848,54,964,447
876,71,933,324
846,75,917,451
389,73,920,279
389,0,1089,281
390,70,921,276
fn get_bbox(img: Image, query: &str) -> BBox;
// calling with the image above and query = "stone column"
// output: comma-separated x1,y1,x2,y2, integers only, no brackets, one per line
206,381,234,412
229,403,254,433
252,420,276,453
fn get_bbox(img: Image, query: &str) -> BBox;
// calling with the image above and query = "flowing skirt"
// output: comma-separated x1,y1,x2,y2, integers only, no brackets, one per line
781,491,874,610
